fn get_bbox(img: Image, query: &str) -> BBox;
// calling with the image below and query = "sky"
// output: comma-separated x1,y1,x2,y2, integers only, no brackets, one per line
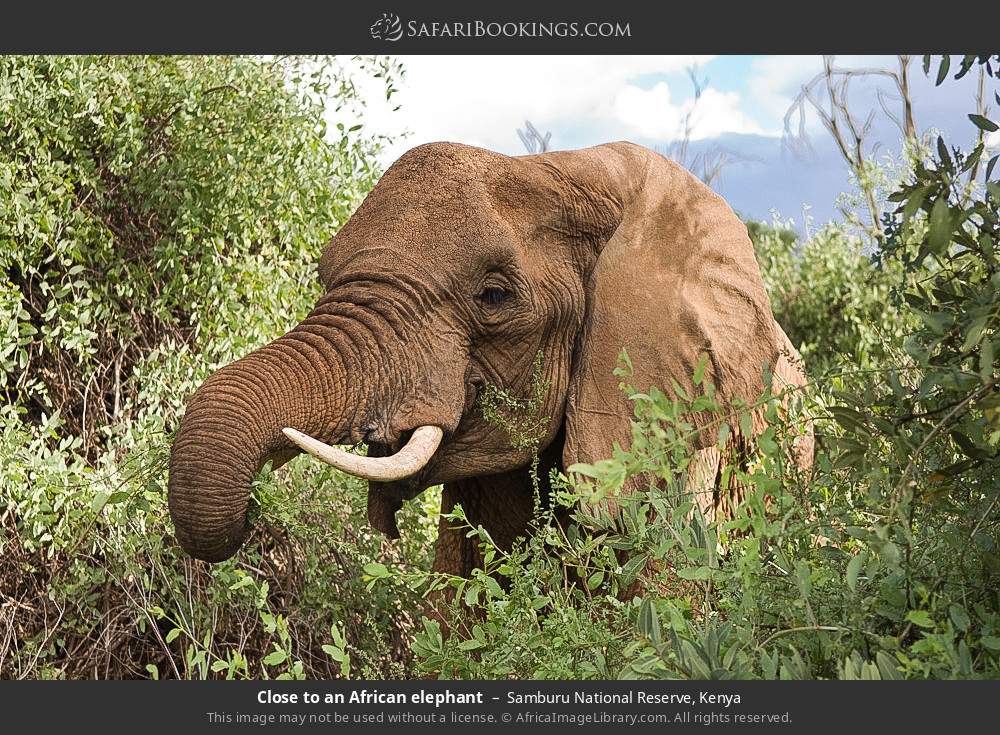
338,55,998,231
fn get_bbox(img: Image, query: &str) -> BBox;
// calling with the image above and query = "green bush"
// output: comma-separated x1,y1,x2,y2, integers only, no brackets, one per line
0,54,433,679
749,220,914,377
0,55,397,451
397,341,998,679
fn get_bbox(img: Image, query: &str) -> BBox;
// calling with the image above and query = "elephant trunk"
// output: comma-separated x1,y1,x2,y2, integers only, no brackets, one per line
167,328,353,562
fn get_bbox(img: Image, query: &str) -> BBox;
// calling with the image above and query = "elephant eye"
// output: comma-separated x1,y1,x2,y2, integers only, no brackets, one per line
477,285,510,307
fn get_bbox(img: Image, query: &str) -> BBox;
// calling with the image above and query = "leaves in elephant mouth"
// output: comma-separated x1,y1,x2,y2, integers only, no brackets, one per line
475,351,550,453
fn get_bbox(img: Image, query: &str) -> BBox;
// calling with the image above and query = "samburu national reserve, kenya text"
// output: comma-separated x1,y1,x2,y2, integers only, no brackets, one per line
507,690,742,706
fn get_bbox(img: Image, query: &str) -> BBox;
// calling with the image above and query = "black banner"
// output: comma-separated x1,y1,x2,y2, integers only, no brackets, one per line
1,680,996,733
1,0,997,54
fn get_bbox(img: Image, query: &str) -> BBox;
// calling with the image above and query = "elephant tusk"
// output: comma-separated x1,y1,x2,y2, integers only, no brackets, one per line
281,425,443,482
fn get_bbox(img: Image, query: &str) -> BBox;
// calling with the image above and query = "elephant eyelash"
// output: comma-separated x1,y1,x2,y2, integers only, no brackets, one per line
477,286,510,307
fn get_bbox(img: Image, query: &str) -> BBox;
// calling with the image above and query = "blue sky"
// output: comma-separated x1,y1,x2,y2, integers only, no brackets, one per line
344,55,997,230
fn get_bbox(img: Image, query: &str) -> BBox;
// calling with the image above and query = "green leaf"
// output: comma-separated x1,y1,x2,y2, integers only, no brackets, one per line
464,584,480,607
637,598,661,644
483,576,503,598
949,604,970,632
566,462,598,478
981,340,994,381
322,645,346,662
927,196,954,254
902,185,930,222
530,595,550,610
969,114,999,132
935,55,950,86
906,610,934,628
693,352,709,385
876,651,903,680
951,431,986,460
90,491,110,513
986,154,998,182
739,410,752,438
330,623,346,647
937,136,951,166
795,561,812,598
981,636,1000,651
829,406,869,435
914,309,949,335
961,315,989,352
717,423,730,449
621,554,649,584
362,562,388,578
846,552,865,593
263,650,287,666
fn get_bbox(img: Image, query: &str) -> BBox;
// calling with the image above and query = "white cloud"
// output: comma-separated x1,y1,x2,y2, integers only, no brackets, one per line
614,82,764,140
746,55,823,127
335,55,773,165
746,55,902,137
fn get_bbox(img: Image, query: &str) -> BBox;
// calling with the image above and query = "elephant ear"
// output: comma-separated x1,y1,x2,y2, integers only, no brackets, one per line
558,142,781,472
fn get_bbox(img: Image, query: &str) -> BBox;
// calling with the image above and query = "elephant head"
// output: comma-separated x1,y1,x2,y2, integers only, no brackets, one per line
167,141,792,563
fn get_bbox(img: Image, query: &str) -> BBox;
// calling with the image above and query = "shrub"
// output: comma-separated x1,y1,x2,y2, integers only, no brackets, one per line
0,55,392,453
749,219,914,377
0,54,435,679
398,336,999,678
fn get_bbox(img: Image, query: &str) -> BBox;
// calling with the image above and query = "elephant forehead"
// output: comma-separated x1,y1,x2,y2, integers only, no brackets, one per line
326,201,514,265
318,143,544,286
320,203,522,288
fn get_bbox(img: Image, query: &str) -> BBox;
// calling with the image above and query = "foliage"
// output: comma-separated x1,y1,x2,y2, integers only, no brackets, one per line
399,303,999,679
0,54,427,679
749,219,914,376
476,351,550,455
0,54,393,454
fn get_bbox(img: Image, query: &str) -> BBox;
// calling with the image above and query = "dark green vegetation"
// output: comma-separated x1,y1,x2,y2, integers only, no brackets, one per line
2,55,999,679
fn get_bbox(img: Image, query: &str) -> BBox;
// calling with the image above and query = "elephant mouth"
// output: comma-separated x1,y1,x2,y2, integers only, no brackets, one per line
366,430,432,501
365,374,484,502
283,377,483,539
362,430,434,539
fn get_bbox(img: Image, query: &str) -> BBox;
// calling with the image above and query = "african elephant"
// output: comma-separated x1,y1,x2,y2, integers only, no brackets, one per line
167,141,810,579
